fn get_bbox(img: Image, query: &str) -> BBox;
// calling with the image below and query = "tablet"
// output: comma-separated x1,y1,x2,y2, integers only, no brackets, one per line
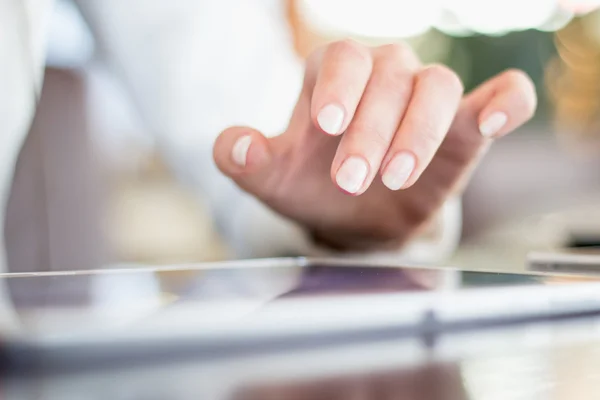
2,257,600,369
528,250,600,275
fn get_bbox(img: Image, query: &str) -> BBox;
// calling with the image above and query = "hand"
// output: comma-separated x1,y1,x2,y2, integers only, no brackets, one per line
213,40,536,251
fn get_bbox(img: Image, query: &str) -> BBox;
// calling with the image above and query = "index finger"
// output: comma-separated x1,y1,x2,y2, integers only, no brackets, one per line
310,40,373,136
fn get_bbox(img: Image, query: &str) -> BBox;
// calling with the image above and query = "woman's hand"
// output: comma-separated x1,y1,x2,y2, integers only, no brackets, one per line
213,40,536,250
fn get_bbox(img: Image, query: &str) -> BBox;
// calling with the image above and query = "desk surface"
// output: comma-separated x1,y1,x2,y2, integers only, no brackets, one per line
3,334,600,400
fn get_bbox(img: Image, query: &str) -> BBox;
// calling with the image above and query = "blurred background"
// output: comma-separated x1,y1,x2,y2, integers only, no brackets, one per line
8,0,600,272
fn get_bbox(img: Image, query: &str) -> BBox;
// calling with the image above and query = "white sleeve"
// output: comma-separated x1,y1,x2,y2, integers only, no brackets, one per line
78,0,461,261
0,0,53,273
0,0,52,331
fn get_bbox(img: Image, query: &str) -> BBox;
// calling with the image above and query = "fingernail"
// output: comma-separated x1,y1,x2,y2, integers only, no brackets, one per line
336,156,369,194
317,104,345,135
382,152,416,191
479,112,508,138
232,135,252,167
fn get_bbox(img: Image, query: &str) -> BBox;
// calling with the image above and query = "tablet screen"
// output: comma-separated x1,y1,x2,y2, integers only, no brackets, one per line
3,259,552,308
0,258,570,338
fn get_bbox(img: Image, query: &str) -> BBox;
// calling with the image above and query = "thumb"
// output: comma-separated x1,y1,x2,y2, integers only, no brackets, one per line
213,126,280,198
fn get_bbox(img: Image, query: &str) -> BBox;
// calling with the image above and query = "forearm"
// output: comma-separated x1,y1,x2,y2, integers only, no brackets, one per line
76,0,307,258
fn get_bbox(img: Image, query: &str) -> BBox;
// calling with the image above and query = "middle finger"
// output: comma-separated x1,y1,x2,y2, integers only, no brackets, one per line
331,43,420,195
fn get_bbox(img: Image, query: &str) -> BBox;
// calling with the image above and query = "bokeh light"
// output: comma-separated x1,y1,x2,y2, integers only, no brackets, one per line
559,0,600,14
299,0,443,38
445,0,558,35
299,0,600,38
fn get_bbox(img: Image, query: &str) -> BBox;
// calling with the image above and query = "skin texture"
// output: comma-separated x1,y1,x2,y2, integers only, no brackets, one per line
213,40,537,251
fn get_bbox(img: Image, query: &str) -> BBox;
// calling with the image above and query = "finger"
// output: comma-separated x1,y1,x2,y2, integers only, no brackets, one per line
416,69,537,198
213,126,276,198
311,39,373,136
331,43,421,195
441,68,537,170
477,69,537,138
379,69,536,235
381,64,464,190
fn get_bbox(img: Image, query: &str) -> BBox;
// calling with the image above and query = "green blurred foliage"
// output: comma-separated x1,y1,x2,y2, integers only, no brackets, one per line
446,30,557,122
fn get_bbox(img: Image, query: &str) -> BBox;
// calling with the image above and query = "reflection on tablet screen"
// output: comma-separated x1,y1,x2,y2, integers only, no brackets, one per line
0,260,589,338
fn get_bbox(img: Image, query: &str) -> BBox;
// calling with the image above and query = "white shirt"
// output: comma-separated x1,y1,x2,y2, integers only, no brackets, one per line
0,0,461,272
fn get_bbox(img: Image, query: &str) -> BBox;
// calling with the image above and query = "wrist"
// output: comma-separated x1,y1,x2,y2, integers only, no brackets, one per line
308,229,408,253
308,196,461,256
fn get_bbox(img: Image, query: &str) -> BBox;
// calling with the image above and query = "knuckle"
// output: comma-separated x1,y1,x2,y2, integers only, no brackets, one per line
372,129,392,147
420,64,464,93
372,51,416,94
352,120,390,148
409,116,442,149
328,39,372,66
419,123,443,148
379,42,414,62
374,64,414,95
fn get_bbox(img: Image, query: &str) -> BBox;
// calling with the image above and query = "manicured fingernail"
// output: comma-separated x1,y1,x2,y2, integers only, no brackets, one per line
317,104,345,135
479,112,507,137
336,156,369,194
382,152,416,190
232,135,252,167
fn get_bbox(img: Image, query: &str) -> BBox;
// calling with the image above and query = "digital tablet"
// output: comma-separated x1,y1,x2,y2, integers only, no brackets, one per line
2,257,600,370
528,250,600,275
